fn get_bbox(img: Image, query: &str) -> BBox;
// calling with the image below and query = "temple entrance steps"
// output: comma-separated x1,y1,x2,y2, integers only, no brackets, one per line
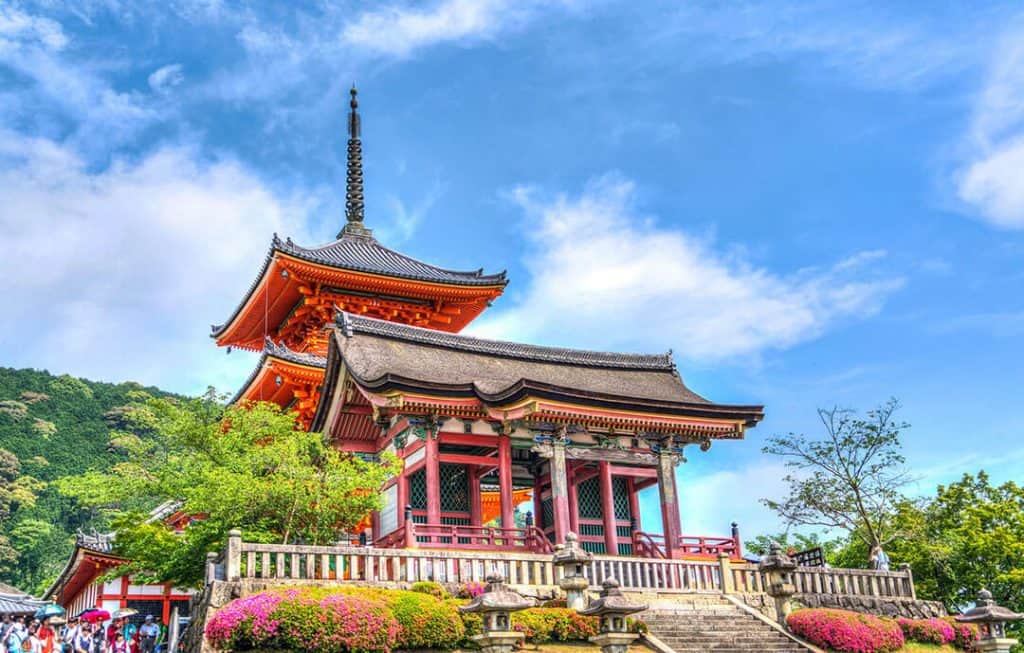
641,596,814,653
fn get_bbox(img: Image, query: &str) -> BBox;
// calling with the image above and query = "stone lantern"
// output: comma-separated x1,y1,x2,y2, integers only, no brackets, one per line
758,541,798,625
956,589,1024,653
578,578,647,653
458,573,534,653
553,532,593,610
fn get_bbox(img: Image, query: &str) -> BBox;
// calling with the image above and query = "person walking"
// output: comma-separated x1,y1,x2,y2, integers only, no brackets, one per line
136,618,157,653
5,617,26,653
106,634,128,653
26,622,43,653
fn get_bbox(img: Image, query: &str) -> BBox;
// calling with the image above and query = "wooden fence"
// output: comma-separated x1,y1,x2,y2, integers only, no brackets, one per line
208,531,916,600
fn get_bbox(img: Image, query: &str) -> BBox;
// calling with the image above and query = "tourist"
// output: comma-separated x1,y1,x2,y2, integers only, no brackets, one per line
66,618,85,653
106,633,129,653
72,624,91,653
36,621,54,653
89,624,104,653
136,617,157,653
5,616,26,653
26,622,43,653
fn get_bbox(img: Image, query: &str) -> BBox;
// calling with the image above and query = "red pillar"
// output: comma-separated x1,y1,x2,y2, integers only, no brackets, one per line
657,448,683,558
600,462,618,555
425,434,441,542
397,474,409,531
533,476,543,531
498,434,514,529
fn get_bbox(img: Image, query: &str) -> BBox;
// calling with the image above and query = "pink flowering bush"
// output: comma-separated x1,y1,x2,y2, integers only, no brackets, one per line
942,617,980,652
458,581,487,598
897,617,956,645
787,609,904,653
205,590,399,652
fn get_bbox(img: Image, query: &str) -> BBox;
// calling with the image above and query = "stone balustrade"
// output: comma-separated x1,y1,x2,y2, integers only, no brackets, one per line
207,531,916,602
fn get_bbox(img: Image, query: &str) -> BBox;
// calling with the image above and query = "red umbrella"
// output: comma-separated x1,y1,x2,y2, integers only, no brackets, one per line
80,609,111,623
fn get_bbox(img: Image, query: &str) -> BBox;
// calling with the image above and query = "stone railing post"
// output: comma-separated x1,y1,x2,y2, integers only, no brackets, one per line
718,553,735,595
898,563,916,599
226,529,242,581
205,551,218,584
759,542,797,626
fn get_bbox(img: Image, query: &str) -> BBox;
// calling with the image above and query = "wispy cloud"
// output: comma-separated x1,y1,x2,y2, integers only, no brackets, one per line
341,0,582,59
0,129,315,393
955,21,1024,229
148,63,185,93
473,174,903,361
0,6,164,158
377,182,445,245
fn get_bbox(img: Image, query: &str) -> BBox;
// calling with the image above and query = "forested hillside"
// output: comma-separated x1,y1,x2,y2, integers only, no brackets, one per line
0,367,173,595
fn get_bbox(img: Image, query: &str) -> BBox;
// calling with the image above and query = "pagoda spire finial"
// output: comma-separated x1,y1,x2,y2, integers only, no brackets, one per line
339,84,371,238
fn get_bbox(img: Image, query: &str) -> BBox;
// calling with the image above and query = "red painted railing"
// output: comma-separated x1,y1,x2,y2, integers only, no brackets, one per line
376,523,553,553
633,531,742,559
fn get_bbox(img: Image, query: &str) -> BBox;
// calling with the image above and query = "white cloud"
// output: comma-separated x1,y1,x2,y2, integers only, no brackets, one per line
0,6,67,50
472,175,903,361
955,22,1024,229
636,459,791,540
341,0,579,59
148,63,185,92
0,7,162,158
0,129,316,393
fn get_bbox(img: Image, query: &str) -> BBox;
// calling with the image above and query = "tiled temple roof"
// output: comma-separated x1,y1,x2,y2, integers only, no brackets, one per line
230,339,327,405
278,234,508,286
332,313,715,406
211,234,507,338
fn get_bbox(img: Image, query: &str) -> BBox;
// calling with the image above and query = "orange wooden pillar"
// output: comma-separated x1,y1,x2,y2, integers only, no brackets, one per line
600,462,618,554
498,434,514,528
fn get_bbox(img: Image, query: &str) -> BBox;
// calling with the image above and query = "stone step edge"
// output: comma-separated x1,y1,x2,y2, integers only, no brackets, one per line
719,595,823,653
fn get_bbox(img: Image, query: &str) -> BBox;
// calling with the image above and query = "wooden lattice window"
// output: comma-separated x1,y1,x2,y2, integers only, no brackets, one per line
408,468,427,510
439,463,470,513
612,477,632,520
577,477,602,520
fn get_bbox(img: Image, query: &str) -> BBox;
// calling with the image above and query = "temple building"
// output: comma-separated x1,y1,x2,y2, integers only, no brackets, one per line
217,88,764,558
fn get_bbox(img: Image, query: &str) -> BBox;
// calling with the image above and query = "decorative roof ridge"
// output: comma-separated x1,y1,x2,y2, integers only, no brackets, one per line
335,312,675,370
263,338,328,368
278,233,509,285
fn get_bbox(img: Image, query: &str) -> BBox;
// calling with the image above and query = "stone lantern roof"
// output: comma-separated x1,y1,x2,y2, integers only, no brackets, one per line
579,579,647,617
957,589,1024,624
458,574,535,614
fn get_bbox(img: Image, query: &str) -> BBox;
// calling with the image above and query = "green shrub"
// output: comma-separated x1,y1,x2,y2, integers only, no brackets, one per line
386,591,465,650
511,608,600,644
410,580,449,599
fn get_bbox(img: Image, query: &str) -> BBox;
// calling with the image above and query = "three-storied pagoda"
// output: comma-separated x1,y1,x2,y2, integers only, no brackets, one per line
213,87,506,428
216,88,764,559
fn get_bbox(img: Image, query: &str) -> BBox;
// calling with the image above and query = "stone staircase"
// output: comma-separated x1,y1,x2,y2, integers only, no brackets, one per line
642,596,813,653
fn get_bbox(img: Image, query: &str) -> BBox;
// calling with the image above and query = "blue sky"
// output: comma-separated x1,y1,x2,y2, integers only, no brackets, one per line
1,1,1022,541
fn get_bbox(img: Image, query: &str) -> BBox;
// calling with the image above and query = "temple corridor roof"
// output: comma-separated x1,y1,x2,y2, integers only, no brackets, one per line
313,313,764,431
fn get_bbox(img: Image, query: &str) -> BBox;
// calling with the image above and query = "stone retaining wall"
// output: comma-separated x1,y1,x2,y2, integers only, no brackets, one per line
795,593,947,619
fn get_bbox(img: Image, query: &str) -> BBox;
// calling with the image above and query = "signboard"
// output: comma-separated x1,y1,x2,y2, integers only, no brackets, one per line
794,547,826,567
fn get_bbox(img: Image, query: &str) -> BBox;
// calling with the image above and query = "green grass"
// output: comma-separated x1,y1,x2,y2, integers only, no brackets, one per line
901,645,958,653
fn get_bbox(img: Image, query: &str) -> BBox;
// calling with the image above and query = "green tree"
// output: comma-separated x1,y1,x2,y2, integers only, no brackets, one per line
58,391,396,587
746,531,842,559
762,398,911,559
0,449,44,576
